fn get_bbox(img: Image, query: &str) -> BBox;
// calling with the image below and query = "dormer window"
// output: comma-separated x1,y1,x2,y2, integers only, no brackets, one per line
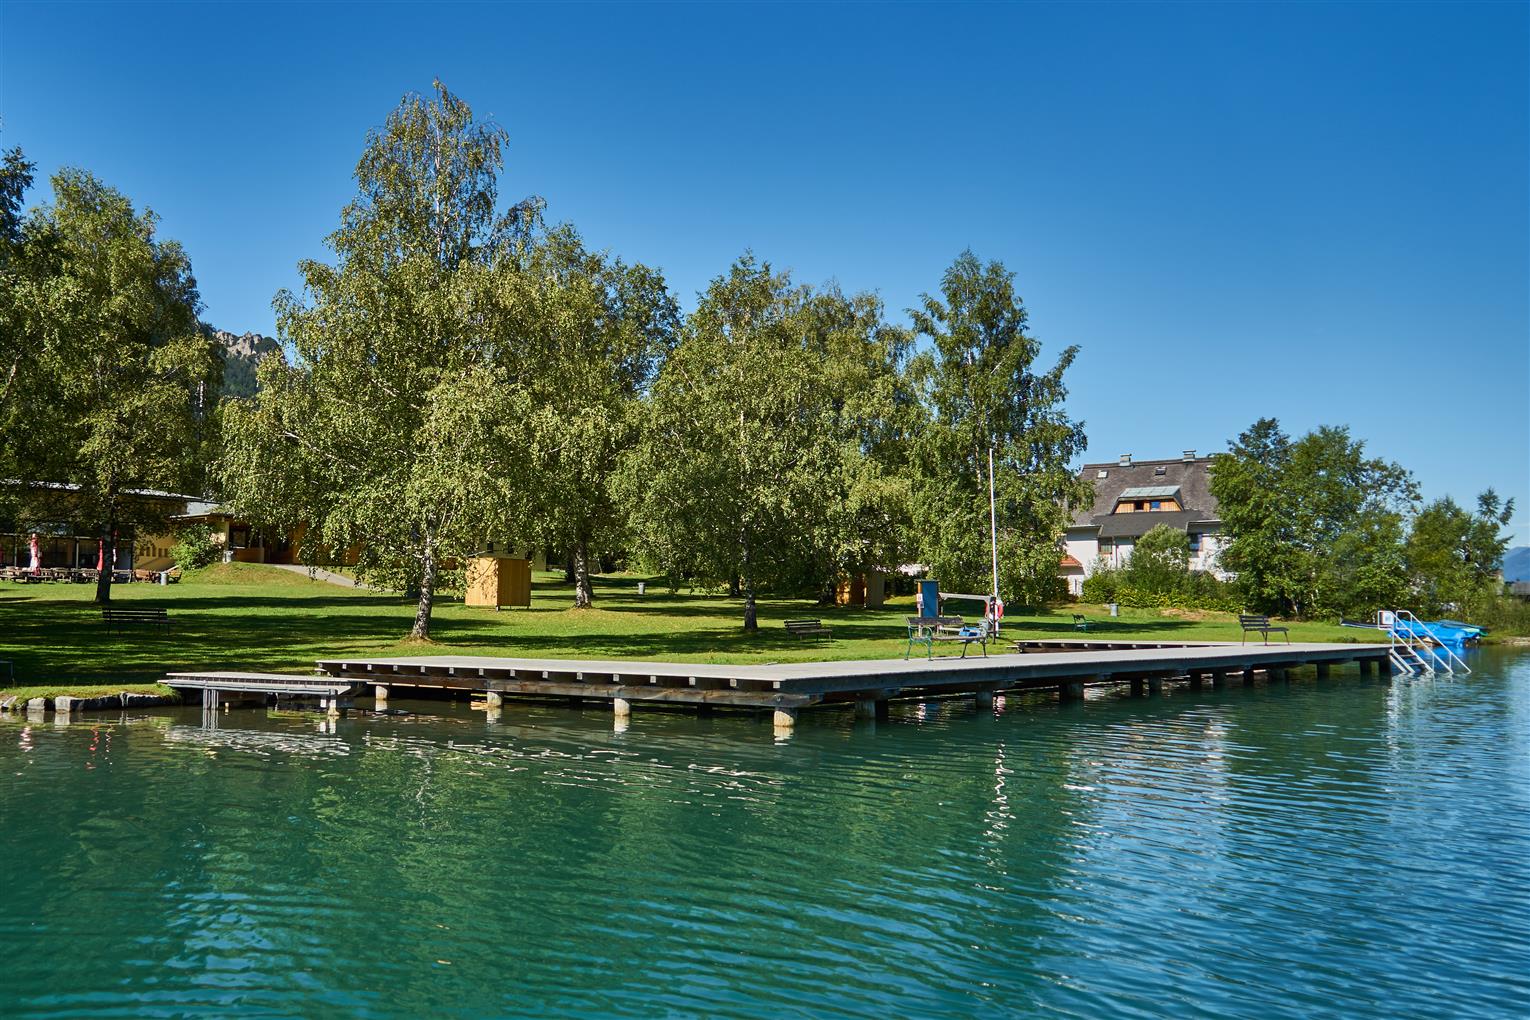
1153,465,1167,476
1114,485,1183,513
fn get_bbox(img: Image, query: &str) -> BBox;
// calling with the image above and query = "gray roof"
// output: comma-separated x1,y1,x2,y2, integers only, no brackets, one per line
1095,509,1212,539
1069,456,1220,530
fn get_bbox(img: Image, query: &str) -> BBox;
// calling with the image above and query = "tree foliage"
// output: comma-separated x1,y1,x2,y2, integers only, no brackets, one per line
12,168,217,602
1210,418,1417,617
1406,490,1516,615
620,256,911,629
500,225,678,608
219,81,542,638
909,251,1090,607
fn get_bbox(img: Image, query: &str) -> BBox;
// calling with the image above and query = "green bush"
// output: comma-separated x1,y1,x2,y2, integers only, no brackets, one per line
171,526,221,569
1081,566,1120,604
1080,561,1243,613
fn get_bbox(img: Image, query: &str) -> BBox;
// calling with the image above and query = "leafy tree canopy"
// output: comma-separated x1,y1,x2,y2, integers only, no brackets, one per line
909,251,1090,607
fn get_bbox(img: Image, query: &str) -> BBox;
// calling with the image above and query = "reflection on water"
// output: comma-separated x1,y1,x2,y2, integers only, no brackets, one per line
2,650,1528,1019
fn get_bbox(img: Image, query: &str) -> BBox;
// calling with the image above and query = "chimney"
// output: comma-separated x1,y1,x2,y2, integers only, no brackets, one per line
1119,454,1132,466
1183,449,1196,462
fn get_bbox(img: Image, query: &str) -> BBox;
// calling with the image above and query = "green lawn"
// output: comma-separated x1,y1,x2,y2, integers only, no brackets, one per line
0,562,1367,694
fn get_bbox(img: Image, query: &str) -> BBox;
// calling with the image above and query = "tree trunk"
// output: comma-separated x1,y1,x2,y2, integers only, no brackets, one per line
573,534,594,609
94,523,115,605
410,541,436,640
740,533,757,632
563,550,576,584
728,575,741,598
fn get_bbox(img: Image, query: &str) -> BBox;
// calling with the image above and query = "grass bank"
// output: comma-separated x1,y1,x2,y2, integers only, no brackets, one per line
1,562,1366,694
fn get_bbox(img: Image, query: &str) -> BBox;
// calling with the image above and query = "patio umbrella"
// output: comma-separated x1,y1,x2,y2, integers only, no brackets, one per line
28,533,40,575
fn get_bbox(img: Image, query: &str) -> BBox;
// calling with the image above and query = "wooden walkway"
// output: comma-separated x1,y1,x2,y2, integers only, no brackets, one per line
309,640,1391,728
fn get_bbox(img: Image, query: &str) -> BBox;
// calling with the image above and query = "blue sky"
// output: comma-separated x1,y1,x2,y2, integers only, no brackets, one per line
3,1,1527,542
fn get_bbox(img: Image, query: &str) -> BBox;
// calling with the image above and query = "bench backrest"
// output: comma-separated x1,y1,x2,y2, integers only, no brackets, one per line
102,607,167,618
1239,614,1271,627
784,619,823,628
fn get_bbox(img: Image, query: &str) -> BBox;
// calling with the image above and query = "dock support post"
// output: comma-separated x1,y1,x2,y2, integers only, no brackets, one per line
1130,678,1146,697
1148,675,1164,695
854,698,878,720
1241,667,1258,686
1059,679,1085,703
484,690,502,709
773,706,798,729
374,685,389,705
1189,673,1205,691
326,696,340,718
1315,663,1330,679
1358,659,1374,677
1211,671,1227,690
875,699,890,721
613,697,631,721
974,689,995,709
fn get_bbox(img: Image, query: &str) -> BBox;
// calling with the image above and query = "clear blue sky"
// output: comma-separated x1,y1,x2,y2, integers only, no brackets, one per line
4,1,1527,542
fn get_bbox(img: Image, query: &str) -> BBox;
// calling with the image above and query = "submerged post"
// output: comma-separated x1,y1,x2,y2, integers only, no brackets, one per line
773,706,798,729
853,698,878,720
374,685,389,706
1211,671,1228,690
974,689,995,709
1059,678,1086,702
613,696,631,721
1315,662,1331,679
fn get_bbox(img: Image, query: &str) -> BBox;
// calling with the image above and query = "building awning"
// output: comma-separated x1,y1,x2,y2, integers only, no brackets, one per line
1059,555,1083,569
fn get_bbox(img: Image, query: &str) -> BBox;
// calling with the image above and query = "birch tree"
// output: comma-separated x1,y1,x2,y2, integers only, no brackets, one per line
220,81,541,638
910,251,1091,606
499,225,677,607
622,256,827,630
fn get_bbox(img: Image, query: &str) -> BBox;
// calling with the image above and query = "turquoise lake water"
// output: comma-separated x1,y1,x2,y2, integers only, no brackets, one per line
2,650,1527,1018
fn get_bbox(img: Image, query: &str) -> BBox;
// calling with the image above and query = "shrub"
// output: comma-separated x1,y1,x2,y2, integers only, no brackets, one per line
1081,566,1120,604
171,525,221,569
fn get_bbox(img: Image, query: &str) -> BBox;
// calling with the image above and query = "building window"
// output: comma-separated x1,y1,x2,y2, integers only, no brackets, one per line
1188,533,1202,552
1150,501,1161,510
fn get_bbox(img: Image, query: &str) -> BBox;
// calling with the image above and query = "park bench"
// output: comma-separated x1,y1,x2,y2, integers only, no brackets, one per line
101,606,170,634
1239,614,1290,644
906,615,990,659
1072,613,1092,631
784,618,833,642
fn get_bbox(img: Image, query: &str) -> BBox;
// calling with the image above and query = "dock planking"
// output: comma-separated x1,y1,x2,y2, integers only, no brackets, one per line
307,641,1393,727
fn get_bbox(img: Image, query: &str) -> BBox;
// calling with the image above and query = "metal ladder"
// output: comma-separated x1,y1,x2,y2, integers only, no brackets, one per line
1380,610,1471,677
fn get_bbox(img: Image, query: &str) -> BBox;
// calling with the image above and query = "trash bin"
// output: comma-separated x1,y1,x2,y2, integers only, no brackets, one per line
1108,602,1119,617
637,582,646,596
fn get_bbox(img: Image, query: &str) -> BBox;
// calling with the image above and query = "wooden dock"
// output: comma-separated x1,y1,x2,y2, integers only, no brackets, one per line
299,640,1392,728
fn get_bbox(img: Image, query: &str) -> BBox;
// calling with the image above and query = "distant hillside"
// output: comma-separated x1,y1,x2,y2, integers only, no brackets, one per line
1505,546,1530,583
205,327,280,399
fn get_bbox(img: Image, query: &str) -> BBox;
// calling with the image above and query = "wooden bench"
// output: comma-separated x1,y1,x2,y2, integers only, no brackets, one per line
1239,614,1289,644
102,606,170,634
1072,613,1092,632
784,618,832,642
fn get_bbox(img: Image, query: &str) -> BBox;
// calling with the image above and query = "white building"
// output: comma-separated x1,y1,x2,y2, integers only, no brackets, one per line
1059,451,1230,595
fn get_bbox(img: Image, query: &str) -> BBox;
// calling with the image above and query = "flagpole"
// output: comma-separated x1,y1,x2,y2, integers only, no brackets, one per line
988,444,1000,629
